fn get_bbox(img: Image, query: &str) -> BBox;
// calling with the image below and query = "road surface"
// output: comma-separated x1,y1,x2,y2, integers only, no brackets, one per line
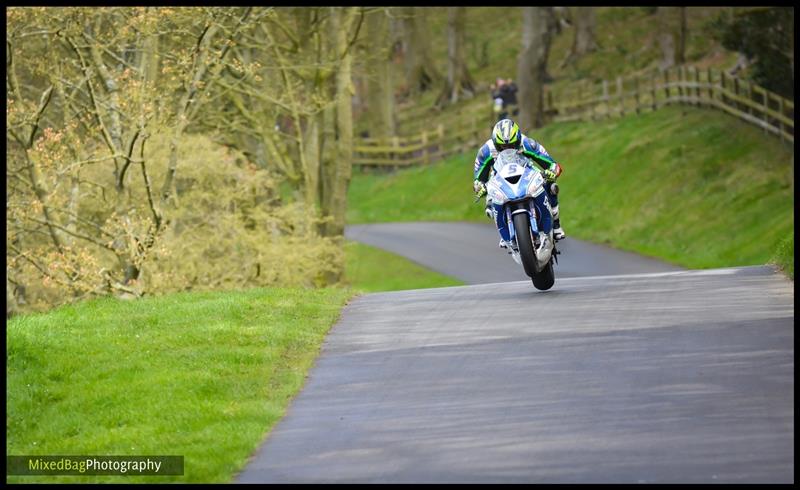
236,223,793,483
345,222,684,283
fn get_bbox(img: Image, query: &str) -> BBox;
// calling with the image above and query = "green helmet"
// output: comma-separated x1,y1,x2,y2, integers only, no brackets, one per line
492,118,521,152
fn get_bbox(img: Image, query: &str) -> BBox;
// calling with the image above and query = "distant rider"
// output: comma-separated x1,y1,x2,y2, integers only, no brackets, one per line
472,119,565,251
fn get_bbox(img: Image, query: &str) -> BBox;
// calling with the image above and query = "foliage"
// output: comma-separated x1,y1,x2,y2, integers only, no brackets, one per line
6,286,353,483
710,7,793,97
6,7,360,314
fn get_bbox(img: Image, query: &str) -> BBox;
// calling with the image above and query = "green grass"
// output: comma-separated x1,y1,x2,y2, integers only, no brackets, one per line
343,240,464,292
6,237,464,483
771,233,794,279
347,157,477,224
348,106,794,272
6,287,353,483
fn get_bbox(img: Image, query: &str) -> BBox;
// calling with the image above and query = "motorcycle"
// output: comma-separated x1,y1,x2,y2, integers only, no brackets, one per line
477,149,560,290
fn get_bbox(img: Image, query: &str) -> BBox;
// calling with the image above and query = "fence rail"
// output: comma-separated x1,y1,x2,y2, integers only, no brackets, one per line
354,65,793,167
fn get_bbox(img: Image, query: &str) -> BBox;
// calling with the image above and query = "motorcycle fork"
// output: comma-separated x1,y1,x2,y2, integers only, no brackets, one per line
506,201,538,247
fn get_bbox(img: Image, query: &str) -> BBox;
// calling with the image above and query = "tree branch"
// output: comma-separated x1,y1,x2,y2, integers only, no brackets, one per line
26,215,117,252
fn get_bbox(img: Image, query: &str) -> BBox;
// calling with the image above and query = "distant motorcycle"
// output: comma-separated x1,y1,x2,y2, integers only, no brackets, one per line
479,149,560,290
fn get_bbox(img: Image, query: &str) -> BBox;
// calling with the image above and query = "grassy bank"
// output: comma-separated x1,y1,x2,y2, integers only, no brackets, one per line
343,240,464,291
6,239,463,483
7,288,352,483
348,106,794,272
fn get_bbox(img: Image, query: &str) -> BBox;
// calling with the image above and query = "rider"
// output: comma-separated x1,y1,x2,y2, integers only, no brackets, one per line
473,118,565,248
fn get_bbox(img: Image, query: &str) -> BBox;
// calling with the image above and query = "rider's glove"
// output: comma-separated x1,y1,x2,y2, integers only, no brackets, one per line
473,179,486,194
543,169,557,181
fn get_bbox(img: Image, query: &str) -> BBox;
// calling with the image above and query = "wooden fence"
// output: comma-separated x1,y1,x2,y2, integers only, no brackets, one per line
354,65,793,167
353,102,494,167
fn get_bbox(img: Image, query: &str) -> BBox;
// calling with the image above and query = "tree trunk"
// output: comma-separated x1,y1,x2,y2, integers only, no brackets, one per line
518,7,555,129
401,7,443,95
436,7,475,105
559,7,598,68
677,6,687,65
436,7,475,106
321,7,359,242
657,7,676,70
365,8,396,139
552,7,572,34
573,8,598,56
7,278,19,318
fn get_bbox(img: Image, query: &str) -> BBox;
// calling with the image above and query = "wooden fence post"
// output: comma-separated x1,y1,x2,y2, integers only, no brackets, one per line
437,123,444,160
663,69,670,104
617,76,624,117
651,71,657,111
733,76,740,114
694,66,701,105
720,70,727,107
747,80,754,118
421,130,429,165
677,66,684,101
602,79,609,118
762,91,770,134
707,67,713,102
778,96,785,143
392,135,400,167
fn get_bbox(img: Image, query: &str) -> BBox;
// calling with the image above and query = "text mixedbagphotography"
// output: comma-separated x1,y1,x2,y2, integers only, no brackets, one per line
7,456,184,476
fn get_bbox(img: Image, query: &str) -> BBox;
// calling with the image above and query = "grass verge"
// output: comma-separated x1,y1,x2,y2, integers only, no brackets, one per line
770,233,794,280
343,240,464,292
6,239,464,483
6,287,352,483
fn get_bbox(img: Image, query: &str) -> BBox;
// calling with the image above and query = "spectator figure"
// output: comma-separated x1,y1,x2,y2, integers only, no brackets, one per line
490,78,519,122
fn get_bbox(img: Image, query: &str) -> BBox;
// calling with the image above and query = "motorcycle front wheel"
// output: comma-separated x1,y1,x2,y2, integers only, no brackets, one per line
511,211,555,290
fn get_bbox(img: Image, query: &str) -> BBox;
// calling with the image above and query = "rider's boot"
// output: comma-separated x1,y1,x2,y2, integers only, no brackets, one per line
552,205,566,240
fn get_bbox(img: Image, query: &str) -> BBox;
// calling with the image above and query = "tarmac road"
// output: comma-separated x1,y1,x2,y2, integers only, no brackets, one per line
345,221,684,283
236,223,794,483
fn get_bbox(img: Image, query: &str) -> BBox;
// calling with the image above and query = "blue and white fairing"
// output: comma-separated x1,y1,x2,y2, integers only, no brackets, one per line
486,149,545,206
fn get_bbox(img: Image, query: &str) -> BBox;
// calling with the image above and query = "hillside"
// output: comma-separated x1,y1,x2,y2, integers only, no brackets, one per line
377,7,743,138
347,105,794,275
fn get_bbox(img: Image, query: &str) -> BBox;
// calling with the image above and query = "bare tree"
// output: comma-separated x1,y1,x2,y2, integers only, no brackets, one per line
559,7,598,68
6,7,345,311
365,8,397,139
436,7,475,106
517,7,556,129
400,7,443,95
677,7,687,65
657,7,677,70
322,7,362,243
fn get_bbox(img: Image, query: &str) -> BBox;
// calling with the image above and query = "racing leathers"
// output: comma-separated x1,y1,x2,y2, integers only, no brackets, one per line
473,134,564,245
